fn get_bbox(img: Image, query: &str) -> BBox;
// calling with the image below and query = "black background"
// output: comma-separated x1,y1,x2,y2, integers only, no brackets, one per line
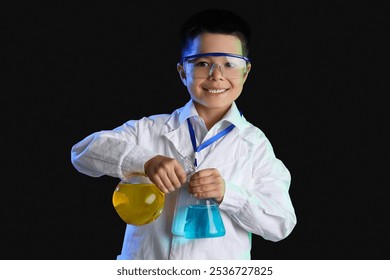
2,2,388,260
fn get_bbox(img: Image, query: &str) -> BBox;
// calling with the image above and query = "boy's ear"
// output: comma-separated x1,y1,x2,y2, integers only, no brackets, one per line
242,63,252,83
177,63,187,86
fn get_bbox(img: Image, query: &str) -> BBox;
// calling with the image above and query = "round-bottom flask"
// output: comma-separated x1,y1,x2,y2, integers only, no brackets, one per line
112,175,164,226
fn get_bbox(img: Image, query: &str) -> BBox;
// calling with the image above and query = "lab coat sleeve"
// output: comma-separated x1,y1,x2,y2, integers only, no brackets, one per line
220,140,297,242
70,125,158,179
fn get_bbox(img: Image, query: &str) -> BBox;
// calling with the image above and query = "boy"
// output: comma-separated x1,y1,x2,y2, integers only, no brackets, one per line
71,8,296,259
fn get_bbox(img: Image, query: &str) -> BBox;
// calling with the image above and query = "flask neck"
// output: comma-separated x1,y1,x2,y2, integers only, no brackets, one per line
121,173,152,184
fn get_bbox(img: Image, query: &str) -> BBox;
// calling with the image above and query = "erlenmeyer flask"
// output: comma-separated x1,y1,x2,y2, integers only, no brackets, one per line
112,174,164,226
171,157,226,239
183,198,225,238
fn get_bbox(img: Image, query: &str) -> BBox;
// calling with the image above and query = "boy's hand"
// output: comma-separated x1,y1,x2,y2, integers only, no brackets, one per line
188,168,226,203
144,155,187,193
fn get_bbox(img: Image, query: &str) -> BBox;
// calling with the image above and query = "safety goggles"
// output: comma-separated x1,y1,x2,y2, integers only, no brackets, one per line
180,52,251,79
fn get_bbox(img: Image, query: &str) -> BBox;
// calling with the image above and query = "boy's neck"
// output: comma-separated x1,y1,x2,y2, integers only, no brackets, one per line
194,103,231,130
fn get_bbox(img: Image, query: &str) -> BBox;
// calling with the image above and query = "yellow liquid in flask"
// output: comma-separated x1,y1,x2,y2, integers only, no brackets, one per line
113,182,165,226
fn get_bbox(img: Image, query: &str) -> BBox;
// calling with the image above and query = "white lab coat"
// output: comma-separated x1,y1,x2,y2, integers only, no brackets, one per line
71,100,296,259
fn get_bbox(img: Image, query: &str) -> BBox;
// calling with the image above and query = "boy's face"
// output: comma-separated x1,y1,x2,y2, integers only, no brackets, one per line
177,33,251,116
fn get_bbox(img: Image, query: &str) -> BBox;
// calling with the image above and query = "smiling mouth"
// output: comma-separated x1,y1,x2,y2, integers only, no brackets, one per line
207,88,227,94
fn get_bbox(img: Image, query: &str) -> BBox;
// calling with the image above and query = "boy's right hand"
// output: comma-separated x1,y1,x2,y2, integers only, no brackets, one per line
144,155,187,193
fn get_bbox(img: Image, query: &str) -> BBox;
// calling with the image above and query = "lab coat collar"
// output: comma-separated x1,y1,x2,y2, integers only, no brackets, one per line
173,100,248,131
164,100,253,165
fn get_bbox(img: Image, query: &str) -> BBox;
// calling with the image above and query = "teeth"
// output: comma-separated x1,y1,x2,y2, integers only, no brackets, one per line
208,89,226,93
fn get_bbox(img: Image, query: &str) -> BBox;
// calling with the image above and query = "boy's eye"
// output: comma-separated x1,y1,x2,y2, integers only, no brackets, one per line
194,61,210,67
225,62,235,68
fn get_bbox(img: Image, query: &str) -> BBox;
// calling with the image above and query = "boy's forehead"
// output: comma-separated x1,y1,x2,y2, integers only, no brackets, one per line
184,33,244,56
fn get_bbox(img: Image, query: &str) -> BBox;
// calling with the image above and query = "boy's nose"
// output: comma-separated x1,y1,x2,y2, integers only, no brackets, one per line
208,64,224,79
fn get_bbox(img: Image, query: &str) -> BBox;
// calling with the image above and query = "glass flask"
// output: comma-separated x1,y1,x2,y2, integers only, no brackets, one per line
171,158,226,239
112,174,164,226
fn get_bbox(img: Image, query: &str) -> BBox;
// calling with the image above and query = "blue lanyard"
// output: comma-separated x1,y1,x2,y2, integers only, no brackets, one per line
187,118,235,167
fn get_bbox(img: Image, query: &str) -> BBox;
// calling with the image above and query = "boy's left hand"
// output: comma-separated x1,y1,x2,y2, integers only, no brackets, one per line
188,168,225,203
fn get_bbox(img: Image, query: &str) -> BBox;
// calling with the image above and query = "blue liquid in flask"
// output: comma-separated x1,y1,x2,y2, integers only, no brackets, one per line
183,204,225,239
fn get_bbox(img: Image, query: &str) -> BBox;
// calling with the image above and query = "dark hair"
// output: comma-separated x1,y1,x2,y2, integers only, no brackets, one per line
179,8,251,58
